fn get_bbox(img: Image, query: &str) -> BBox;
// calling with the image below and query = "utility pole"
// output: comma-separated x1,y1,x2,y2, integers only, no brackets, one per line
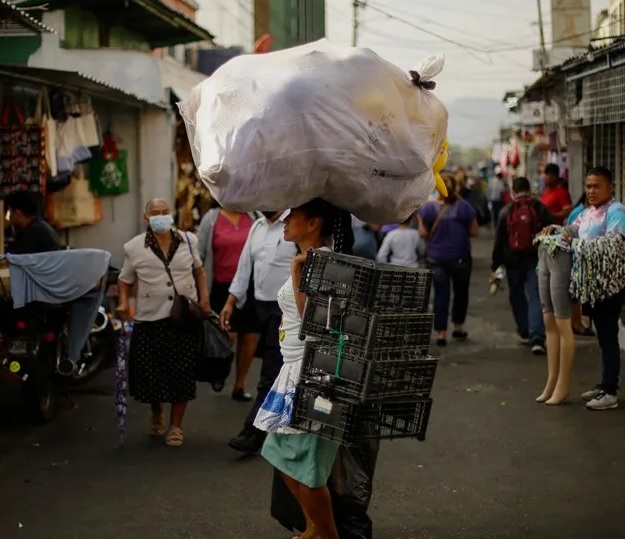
536,0,548,72
352,0,364,46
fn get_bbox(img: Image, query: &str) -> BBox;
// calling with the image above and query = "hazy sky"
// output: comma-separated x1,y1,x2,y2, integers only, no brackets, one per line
326,0,610,104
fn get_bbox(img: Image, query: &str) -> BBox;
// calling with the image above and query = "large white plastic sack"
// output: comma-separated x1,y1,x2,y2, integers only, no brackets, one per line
178,39,448,223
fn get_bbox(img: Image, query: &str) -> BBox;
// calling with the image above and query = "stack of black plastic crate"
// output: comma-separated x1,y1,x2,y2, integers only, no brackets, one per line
291,249,438,447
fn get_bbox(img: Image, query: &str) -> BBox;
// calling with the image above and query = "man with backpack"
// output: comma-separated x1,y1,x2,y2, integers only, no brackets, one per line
491,176,553,355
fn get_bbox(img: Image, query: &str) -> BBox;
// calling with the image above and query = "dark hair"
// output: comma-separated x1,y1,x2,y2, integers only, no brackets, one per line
6,190,39,217
544,163,560,177
441,173,458,205
574,192,587,208
587,166,613,184
209,198,222,210
298,198,354,255
512,176,531,194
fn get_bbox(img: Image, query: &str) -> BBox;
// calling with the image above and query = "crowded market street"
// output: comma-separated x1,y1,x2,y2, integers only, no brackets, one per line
0,232,623,539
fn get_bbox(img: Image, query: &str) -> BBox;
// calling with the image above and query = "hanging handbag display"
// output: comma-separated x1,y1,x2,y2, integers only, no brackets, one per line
56,116,92,173
32,89,73,194
29,88,57,178
76,97,101,149
0,102,46,196
89,134,129,196
46,165,103,228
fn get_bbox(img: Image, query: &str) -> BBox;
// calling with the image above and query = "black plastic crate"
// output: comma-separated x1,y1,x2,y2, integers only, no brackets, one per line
292,381,433,447
300,295,433,354
301,341,438,402
299,249,431,312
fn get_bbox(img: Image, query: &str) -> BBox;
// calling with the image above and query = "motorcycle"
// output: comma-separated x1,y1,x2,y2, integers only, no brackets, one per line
0,264,120,423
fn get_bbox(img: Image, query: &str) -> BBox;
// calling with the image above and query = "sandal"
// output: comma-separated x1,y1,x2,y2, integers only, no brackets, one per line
150,411,166,436
166,426,184,447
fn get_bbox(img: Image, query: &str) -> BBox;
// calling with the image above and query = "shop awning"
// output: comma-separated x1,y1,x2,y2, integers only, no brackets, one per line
0,0,57,36
157,56,205,103
14,0,214,46
0,64,169,108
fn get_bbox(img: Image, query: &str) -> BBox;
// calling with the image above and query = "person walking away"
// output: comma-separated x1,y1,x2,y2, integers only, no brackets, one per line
567,193,594,337
491,176,552,355
487,167,506,227
541,164,572,225
117,198,210,446
376,215,423,268
418,174,479,346
255,199,355,539
220,211,296,454
351,216,380,260
6,190,64,254
197,203,259,401
564,166,625,410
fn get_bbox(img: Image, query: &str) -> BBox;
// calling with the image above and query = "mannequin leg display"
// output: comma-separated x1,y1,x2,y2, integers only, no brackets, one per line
536,246,558,403
545,317,575,404
537,313,560,402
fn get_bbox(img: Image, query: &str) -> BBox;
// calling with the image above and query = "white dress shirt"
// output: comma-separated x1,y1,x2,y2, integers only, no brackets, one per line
229,212,297,308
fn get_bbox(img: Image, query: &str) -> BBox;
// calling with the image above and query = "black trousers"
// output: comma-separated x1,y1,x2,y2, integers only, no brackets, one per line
242,300,284,437
589,290,625,395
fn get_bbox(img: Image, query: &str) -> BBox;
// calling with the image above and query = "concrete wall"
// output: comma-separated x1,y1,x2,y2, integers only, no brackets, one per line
138,108,177,218
67,107,142,266
63,107,175,268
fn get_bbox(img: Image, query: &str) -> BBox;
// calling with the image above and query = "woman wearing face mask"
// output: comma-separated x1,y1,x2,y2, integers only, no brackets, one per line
117,198,210,446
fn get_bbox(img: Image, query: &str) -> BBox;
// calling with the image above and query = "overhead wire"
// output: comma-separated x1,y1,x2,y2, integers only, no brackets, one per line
354,1,492,64
358,1,620,55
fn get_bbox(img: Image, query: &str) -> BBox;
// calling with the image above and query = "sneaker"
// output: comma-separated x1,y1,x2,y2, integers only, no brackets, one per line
585,391,618,410
519,337,531,346
531,343,546,355
581,388,603,402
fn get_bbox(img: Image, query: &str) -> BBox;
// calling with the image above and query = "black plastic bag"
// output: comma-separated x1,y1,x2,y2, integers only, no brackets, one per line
270,438,380,539
196,313,234,391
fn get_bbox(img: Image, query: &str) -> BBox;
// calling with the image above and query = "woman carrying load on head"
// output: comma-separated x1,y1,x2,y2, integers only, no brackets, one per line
253,198,354,539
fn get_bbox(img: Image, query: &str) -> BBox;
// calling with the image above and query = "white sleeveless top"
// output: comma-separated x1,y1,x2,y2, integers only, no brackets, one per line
253,247,330,433
277,275,305,363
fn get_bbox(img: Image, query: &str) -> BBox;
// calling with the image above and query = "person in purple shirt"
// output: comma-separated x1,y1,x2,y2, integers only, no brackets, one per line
418,173,479,346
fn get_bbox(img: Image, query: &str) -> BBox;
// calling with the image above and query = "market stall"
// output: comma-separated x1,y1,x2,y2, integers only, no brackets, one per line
0,66,171,263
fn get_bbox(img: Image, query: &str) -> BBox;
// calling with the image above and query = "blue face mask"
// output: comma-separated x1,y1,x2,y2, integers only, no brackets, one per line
149,214,174,234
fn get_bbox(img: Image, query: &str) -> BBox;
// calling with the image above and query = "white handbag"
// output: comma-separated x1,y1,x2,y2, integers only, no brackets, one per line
76,98,101,148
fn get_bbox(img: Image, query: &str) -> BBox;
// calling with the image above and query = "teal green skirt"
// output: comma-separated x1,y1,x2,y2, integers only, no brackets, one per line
261,432,339,488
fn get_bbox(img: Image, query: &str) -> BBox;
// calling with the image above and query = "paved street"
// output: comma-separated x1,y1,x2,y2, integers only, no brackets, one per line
1,232,624,539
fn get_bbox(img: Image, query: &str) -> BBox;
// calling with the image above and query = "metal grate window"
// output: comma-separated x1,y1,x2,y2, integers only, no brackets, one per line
567,65,625,126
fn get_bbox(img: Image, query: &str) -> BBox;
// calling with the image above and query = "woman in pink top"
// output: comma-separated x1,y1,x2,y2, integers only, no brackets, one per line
197,203,259,401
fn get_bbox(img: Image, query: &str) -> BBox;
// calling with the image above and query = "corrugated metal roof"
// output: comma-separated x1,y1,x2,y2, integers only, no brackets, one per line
560,39,625,70
0,64,169,108
157,56,205,102
0,0,57,35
